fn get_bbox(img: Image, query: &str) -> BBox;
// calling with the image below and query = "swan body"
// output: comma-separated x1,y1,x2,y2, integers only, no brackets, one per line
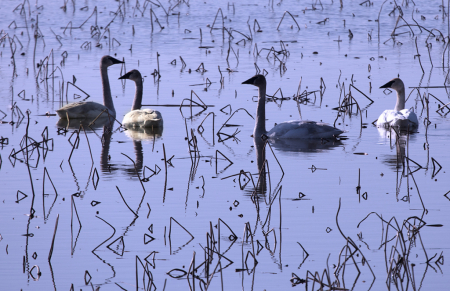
377,109,418,127
377,78,418,128
119,69,163,129
267,120,343,139
122,109,163,129
242,75,343,139
56,101,112,119
56,55,123,119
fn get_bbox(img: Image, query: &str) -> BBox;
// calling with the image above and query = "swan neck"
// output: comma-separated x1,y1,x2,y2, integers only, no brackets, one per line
132,79,143,110
395,88,405,111
101,65,115,115
254,85,266,137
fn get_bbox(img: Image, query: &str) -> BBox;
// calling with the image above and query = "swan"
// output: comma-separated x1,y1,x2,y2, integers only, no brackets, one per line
56,55,123,119
119,69,163,129
377,78,418,128
242,75,343,139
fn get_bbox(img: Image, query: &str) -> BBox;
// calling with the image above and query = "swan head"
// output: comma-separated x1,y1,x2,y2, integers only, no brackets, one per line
242,74,266,87
380,78,404,93
119,69,142,82
101,55,124,68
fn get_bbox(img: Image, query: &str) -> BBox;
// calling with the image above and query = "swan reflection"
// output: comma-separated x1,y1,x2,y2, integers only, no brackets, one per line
377,126,416,171
120,127,163,176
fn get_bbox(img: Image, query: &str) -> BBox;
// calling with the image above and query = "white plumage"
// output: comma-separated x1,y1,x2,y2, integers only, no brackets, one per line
119,69,163,129
377,109,418,127
242,75,343,139
122,109,163,129
377,78,418,129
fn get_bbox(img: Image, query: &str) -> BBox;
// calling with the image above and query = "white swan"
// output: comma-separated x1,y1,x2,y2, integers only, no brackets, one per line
377,78,418,128
56,55,123,119
242,75,343,139
119,69,163,129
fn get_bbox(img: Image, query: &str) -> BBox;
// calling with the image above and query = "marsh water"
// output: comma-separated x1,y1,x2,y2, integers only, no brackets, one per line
0,0,449,290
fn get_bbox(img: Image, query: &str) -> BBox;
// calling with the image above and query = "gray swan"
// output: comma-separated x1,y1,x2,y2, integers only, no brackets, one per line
242,75,343,139
56,55,123,119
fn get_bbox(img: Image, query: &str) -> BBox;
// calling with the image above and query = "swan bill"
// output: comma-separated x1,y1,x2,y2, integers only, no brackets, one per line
242,75,258,85
380,80,395,89
109,56,124,65
119,71,132,79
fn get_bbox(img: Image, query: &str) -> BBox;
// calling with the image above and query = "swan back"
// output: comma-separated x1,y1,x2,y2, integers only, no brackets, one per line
267,120,343,139
376,109,418,128
122,109,163,129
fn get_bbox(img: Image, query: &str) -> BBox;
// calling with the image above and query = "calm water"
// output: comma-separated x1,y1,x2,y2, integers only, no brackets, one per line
0,0,449,290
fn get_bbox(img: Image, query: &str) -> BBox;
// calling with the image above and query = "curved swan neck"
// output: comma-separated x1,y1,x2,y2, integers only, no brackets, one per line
254,85,267,137
101,65,116,115
131,78,143,110
395,88,405,111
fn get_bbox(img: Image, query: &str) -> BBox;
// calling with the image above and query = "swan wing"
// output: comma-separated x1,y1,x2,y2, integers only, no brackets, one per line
122,109,163,128
377,109,418,127
56,102,109,119
267,120,343,139
399,108,418,125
